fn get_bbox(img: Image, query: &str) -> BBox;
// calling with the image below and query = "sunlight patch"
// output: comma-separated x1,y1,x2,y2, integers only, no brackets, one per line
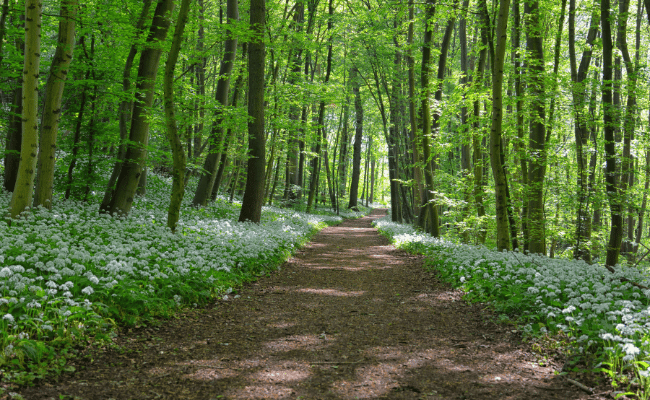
226,385,294,399
183,367,238,381
247,362,310,383
331,363,401,399
265,334,333,352
267,321,296,329
296,288,365,297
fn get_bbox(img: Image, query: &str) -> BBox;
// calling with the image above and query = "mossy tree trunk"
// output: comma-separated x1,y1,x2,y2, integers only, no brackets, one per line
34,0,77,209
8,0,41,219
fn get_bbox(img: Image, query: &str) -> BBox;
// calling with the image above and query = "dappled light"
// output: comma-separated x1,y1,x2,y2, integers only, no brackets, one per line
18,210,594,400
264,334,334,352
296,288,366,296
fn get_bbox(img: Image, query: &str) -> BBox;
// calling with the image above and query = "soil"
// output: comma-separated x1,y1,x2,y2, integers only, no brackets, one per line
16,209,615,399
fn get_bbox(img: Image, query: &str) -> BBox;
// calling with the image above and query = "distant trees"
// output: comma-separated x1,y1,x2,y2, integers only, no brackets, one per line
3,0,650,269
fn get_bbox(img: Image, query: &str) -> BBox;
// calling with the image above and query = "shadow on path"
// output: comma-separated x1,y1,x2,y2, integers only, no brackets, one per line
20,209,604,399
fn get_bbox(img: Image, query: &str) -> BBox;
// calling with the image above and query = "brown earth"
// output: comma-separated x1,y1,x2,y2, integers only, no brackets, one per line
17,209,614,399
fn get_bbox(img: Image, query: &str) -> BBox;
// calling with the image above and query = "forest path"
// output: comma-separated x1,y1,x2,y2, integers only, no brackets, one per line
21,209,601,399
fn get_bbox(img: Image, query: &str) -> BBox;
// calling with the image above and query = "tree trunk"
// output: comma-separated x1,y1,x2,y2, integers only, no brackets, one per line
602,0,622,268
418,0,439,235
348,67,363,209
407,0,423,221
570,0,599,262
192,0,239,206
100,0,153,212
163,0,192,232
524,0,546,254
212,58,245,199
34,0,77,208
307,0,334,213
106,0,175,216
488,0,511,251
9,0,41,218
459,0,471,243
238,0,266,223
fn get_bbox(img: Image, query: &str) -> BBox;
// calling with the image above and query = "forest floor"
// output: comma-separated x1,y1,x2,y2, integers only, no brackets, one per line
16,209,614,400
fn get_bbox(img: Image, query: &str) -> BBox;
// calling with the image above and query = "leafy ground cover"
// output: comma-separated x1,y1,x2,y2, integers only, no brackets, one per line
0,174,367,389
374,216,650,399
14,209,592,400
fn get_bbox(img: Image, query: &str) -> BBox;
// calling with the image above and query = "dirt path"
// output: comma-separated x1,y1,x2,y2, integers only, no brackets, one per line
20,209,607,399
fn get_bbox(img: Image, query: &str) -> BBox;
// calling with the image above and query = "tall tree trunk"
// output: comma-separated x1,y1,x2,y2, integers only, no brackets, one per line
212,67,246,199
307,0,334,213
524,0,546,254
238,0,266,223
488,0,511,251
8,0,41,218
348,67,363,209
602,0,621,268
192,0,239,206
284,1,306,204
34,0,77,208
419,0,439,235
459,0,471,243
471,2,488,244
570,0,599,262
106,0,175,216
100,0,153,212
617,0,637,260
407,0,424,221
512,0,528,249
163,0,192,232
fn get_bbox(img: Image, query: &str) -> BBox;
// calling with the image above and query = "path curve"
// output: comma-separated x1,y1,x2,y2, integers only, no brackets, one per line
20,209,601,399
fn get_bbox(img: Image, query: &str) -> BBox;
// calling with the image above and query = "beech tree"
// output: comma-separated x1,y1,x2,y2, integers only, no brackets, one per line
105,0,175,216
8,0,41,219
34,0,78,209
238,0,265,223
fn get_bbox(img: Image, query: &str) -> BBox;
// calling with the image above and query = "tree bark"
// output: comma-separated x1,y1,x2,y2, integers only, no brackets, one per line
106,0,175,216
524,0,546,255
602,0,621,268
307,0,334,213
570,0,599,262
164,0,192,232
238,0,266,223
8,0,41,218
488,0,511,251
192,0,239,206
34,0,77,208
418,0,439,235
348,67,363,209
100,0,153,212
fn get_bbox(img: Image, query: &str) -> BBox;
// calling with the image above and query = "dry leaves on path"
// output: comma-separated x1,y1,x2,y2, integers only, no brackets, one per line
18,209,611,399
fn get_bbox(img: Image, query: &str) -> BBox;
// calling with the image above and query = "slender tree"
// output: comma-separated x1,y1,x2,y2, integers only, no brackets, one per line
239,0,266,223
8,0,41,219
348,67,364,209
34,0,78,209
164,0,192,232
192,0,239,206
524,0,546,254
105,0,175,216
488,0,511,251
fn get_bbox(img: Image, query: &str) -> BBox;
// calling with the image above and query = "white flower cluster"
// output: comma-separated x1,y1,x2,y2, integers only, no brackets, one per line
0,174,346,361
374,216,650,366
